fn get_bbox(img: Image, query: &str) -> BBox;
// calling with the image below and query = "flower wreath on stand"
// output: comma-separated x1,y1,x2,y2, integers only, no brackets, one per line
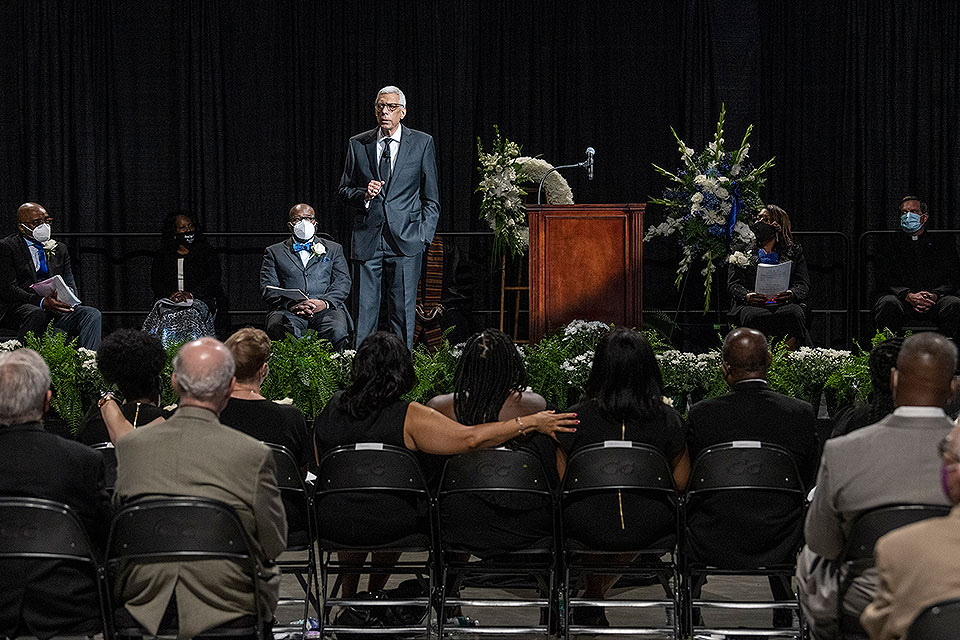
645,105,775,311
477,127,573,260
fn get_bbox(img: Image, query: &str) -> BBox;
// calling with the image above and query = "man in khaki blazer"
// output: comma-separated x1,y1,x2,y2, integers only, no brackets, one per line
114,337,287,639
861,422,960,640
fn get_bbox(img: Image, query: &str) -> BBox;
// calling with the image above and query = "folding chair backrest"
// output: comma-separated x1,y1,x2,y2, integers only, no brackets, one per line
106,496,256,563
439,446,552,496
842,503,950,562
315,443,429,497
561,441,675,498
267,443,308,494
91,442,117,491
0,497,96,561
906,597,960,639
687,441,805,496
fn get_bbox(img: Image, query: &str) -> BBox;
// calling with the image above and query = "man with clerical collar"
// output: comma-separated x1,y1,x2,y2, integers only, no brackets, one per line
260,203,352,350
0,348,112,637
0,202,101,348
874,195,960,337
798,332,956,639
685,327,819,628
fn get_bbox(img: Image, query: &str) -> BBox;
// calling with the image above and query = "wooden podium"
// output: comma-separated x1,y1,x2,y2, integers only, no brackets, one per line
528,203,644,342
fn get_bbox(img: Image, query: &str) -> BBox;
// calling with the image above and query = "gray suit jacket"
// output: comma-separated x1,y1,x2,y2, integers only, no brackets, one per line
798,409,952,632
804,410,953,558
260,237,351,310
114,406,287,638
338,125,440,260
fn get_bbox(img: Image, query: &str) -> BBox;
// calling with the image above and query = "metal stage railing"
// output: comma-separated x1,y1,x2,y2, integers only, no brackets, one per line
52,226,949,346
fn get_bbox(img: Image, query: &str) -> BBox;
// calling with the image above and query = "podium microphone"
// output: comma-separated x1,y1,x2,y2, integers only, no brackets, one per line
537,146,597,203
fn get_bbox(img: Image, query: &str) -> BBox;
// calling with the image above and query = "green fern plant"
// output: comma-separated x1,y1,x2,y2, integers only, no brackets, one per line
24,324,86,433
260,332,339,417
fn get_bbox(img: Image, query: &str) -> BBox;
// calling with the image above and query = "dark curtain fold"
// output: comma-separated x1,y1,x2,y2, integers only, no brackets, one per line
0,0,958,338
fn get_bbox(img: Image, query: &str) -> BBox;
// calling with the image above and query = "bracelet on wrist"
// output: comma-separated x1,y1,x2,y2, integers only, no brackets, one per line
515,416,528,437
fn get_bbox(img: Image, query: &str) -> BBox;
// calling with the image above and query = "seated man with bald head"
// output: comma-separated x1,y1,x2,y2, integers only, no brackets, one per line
797,332,956,639
0,202,101,348
260,203,352,350
686,327,820,625
113,337,287,638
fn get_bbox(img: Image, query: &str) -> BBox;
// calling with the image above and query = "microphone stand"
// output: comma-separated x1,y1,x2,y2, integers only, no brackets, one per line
536,159,590,204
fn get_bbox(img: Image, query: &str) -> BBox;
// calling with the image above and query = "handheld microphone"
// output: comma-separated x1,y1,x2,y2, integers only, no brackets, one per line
585,147,595,180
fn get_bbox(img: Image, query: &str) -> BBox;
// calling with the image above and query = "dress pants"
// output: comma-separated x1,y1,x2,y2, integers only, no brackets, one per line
874,293,960,337
1,303,102,349
355,233,422,349
265,307,351,351
731,303,812,346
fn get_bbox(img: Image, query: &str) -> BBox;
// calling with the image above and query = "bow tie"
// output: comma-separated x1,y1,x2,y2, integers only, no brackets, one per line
293,241,313,253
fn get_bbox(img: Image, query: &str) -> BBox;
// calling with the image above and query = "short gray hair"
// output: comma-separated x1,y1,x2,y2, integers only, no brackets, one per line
172,338,236,403
377,85,406,107
0,349,50,424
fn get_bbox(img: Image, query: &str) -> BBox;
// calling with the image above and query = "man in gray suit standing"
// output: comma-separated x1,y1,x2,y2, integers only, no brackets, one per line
260,203,352,350
338,85,440,348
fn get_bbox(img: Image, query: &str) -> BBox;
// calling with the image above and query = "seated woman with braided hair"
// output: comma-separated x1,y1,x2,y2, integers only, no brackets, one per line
427,328,559,558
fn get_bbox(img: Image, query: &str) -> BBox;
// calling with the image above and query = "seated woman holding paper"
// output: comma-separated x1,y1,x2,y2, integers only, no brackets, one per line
142,211,222,346
727,204,813,347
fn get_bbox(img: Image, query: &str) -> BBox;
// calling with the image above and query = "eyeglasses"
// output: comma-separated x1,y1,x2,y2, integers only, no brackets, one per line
375,102,403,113
24,217,53,226
290,217,316,223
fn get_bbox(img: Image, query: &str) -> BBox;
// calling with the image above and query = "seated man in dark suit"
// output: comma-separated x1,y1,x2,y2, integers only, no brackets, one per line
260,203,352,350
686,327,820,625
874,195,960,337
0,202,101,348
0,348,112,639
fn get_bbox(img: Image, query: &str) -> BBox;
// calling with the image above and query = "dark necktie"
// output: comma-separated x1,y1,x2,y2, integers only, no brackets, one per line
29,241,48,276
379,138,393,192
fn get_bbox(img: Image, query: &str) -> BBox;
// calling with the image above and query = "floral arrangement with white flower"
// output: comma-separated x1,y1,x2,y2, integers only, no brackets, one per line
646,105,775,311
477,127,529,259
477,128,574,259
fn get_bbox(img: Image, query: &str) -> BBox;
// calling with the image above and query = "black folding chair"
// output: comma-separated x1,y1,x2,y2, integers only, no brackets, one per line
313,443,434,638
436,446,557,637
906,597,960,639
836,503,951,639
104,496,265,639
0,497,109,637
91,442,117,493
683,441,807,638
267,443,320,637
560,441,681,639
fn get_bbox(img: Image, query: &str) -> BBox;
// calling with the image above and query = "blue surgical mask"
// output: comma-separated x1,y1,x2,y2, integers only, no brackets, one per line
900,212,923,233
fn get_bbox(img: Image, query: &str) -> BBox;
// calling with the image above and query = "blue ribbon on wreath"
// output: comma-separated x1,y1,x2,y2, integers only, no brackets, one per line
725,184,743,247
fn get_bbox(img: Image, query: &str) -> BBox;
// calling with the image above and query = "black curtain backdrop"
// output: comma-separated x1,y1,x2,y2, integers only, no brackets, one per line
1,1,959,341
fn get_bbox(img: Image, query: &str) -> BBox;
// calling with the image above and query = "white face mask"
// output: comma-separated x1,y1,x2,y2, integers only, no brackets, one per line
292,219,315,241
25,223,51,244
